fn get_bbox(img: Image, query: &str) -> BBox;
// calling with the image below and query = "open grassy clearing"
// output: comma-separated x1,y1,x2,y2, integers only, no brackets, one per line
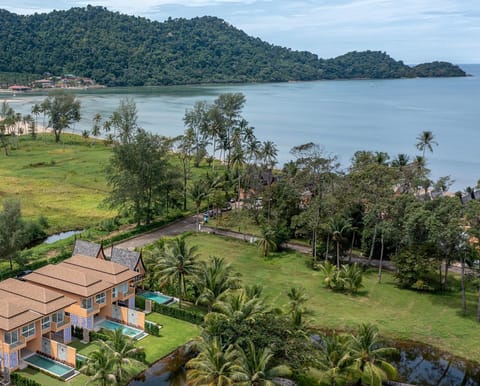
187,232,480,362
0,135,114,231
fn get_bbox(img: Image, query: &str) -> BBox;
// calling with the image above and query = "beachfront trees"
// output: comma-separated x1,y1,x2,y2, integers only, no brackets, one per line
38,90,81,143
416,130,438,159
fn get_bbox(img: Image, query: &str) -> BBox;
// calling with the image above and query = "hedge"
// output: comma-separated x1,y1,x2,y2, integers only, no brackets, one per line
145,320,161,336
11,372,42,386
152,302,204,325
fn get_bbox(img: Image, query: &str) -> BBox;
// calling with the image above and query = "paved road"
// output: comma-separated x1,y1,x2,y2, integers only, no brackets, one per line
113,215,198,250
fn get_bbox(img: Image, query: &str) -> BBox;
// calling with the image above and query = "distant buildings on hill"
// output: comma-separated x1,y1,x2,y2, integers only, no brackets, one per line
3,74,105,92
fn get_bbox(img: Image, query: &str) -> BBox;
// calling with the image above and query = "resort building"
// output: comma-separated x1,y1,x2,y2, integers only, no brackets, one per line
23,255,145,333
0,279,76,371
110,247,146,286
73,239,106,259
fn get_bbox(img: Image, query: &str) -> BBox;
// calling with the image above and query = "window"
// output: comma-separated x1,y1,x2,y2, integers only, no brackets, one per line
52,311,64,324
95,292,106,304
4,330,18,345
21,322,35,338
112,287,118,298
81,297,93,310
119,283,128,295
41,316,51,330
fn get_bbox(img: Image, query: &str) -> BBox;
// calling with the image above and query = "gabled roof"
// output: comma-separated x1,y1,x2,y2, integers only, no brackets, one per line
110,248,142,271
24,254,138,299
73,240,104,259
0,279,76,331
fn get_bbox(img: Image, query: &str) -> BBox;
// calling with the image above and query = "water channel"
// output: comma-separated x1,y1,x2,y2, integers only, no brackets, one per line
128,341,480,385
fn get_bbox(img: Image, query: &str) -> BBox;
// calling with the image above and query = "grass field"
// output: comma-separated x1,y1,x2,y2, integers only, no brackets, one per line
187,232,480,362
0,135,114,231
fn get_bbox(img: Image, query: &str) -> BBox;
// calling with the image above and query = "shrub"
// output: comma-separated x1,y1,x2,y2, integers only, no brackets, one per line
145,320,161,336
11,372,42,385
152,303,203,325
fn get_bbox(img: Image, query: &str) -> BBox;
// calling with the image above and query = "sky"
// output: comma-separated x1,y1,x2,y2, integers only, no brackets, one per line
3,0,480,64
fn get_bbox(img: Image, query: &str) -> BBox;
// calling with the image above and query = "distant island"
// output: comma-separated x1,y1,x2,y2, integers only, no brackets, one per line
0,6,466,87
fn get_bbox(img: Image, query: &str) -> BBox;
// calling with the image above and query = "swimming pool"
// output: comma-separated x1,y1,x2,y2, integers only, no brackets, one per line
24,354,76,380
97,319,145,339
141,291,175,305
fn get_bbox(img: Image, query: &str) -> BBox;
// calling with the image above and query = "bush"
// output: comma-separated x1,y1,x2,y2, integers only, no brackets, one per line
11,372,42,386
72,325,83,339
90,330,109,341
152,303,203,325
145,320,161,336
135,295,146,310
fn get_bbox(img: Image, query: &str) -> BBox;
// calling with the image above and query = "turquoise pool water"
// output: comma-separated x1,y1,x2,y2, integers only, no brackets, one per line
141,291,174,305
24,354,75,379
97,319,144,339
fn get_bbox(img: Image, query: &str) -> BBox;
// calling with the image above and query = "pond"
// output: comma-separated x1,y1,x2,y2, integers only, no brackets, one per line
42,229,83,244
390,341,480,386
128,341,480,386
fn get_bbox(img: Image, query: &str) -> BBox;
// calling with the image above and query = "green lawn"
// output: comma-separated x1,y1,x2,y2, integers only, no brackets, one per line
187,232,480,362
15,312,200,385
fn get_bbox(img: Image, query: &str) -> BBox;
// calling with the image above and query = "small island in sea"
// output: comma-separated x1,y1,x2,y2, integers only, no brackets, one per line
0,6,466,88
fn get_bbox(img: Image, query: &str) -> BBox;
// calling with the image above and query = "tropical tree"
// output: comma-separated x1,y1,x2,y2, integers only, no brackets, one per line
154,236,201,308
0,199,27,270
101,328,145,381
328,216,351,268
80,346,117,386
416,130,438,159
350,324,397,386
286,287,309,328
211,288,268,323
190,180,208,229
38,90,81,143
257,227,277,257
234,339,291,385
313,333,354,386
195,256,242,312
319,261,338,290
187,336,240,386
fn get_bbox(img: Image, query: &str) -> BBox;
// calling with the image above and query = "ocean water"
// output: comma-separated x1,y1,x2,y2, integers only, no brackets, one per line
7,64,480,191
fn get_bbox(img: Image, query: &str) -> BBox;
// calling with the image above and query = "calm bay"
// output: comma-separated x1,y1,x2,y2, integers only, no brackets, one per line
7,64,480,191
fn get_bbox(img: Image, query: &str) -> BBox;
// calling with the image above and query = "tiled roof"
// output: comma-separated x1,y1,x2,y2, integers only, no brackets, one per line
0,279,76,331
24,255,138,298
24,264,111,298
73,240,102,258
110,248,141,271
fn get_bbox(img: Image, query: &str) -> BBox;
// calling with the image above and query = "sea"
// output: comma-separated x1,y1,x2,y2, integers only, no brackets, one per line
6,64,480,192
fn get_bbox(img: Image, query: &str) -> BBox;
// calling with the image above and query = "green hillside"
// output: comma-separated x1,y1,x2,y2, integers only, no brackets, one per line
0,6,466,86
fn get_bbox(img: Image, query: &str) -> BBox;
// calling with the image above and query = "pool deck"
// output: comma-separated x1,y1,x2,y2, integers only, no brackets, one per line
23,353,78,381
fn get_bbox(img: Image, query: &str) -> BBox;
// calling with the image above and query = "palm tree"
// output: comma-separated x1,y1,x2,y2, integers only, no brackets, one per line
190,180,208,230
313,333,354,386
234,339,291,386
319,261,338,290
261,141,278,169
230,145,246,206
211,288,267,323
187,336,240,386
416,130,438,158
340,264,363,293
350,324,397,386
257,227,277,257
155,236,201,308
286,287,309,328
328,217,351,268
80,346,117,386
101,328,145,382
195,256,242,312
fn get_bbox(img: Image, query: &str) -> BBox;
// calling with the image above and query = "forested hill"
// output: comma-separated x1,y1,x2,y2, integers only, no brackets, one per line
0,6,466,86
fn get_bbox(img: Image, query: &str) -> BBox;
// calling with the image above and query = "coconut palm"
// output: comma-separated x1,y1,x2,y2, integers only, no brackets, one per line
195,256,242,312
187,336,239,386
286,287,309,328
350,323,397,386
211,288,268,323
319,261,338,290
155,236,201,308
80,346,117,386
313,333,354,386
416,130,438,158
234,339,291,386
260,140,278,169
257,227,277,257
190,180,208,230
328,217,352,268
100,328,146,382
340,263,363,293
